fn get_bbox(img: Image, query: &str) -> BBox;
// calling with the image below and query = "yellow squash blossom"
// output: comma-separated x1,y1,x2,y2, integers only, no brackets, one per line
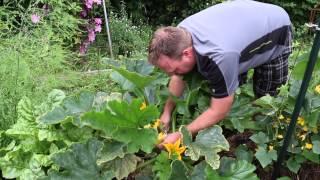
297,117,305,126
299,133,306,141
305,143,313,150
277,134,283,139
157,132,166,144
152,119,161,129
143,124,151,128
268,145,274,151
303,126,308,132
144,119,161,129
163,139,186,160
139,101,147,110
278,114,285,120
285,118,291,124
315,85,320,94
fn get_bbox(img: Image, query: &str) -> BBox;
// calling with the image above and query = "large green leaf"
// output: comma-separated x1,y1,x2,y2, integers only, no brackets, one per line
205,167,221,179
81,99,158,153
168,160,189,180
307,111,320,128
311,135,320,154
289,80,302,98
38,123,93,143
0,146,48,180
38,107,70,125
180,125,229,170
190,161,207,180
225,97,261,132
106,59,154,75
110,71,135,91
5,121,38,138
302,149,320,163
63,91,95,114
47,139,111,180
291,53,320,80
97,140,126,164
102,154,140,180
286,155,305,173
303,94,320,113
6,97,37,138
17,96,35,122
206,157,258,180
235,145,254,163
254,147,277,168
111,66,156,89
46,89,66,106
39,92,95,125
153,152,171,180
250,132,269,146
36,89,66,115
254,95,278,112
126,60,154,75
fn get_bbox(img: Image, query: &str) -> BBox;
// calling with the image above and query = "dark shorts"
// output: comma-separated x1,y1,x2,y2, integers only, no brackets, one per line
239,43,292,98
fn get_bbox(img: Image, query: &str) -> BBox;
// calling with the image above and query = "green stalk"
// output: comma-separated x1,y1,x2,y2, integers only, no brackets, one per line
136,158,157,170
134,88,145,100
171,109,177,132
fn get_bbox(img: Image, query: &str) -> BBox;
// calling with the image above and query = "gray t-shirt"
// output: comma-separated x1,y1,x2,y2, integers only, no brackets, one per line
178,0,292,98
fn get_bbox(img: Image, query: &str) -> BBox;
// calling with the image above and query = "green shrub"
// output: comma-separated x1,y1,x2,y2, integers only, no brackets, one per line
0,0,83,130
94,11,152,57
0,28,71,129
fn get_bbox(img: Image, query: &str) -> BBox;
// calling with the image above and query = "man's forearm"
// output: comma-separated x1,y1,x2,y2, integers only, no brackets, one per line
186,95,234,135
162,98,176,116
186,107,226,134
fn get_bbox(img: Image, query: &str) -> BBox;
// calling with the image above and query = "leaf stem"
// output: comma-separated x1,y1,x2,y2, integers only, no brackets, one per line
136,158,156,170
171,109,176,132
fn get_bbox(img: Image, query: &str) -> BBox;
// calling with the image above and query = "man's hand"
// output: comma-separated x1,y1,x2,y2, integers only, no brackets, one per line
157,132,182,149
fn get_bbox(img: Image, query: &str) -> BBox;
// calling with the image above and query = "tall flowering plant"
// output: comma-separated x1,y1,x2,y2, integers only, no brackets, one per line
79,0,103,55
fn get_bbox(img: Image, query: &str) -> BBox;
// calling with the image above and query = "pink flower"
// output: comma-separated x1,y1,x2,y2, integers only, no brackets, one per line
85,0,93,9
95,24,102,32
79,41,90,55
94,18,102,25
80,10,87,18
31,14,40,24
88,29,96,42
93,0,102,5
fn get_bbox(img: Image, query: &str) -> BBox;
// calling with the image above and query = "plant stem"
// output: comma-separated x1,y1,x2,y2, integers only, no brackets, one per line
136,158,156,170
171,109,177,132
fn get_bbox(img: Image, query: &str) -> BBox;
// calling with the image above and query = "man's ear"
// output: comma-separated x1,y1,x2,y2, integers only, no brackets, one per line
182,47,193,57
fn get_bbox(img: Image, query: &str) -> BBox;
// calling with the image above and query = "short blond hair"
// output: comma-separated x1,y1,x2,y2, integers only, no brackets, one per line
148,26,192,65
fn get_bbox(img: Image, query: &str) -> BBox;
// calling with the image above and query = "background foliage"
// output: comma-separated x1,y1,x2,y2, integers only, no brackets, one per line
108,0,319,26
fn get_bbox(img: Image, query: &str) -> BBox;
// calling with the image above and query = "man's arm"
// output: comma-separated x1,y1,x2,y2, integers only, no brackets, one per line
187,95,234,135
160,75,185,128
160,94,234,146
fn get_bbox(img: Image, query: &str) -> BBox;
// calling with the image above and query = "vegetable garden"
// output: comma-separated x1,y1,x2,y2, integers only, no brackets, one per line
1,0,320,180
